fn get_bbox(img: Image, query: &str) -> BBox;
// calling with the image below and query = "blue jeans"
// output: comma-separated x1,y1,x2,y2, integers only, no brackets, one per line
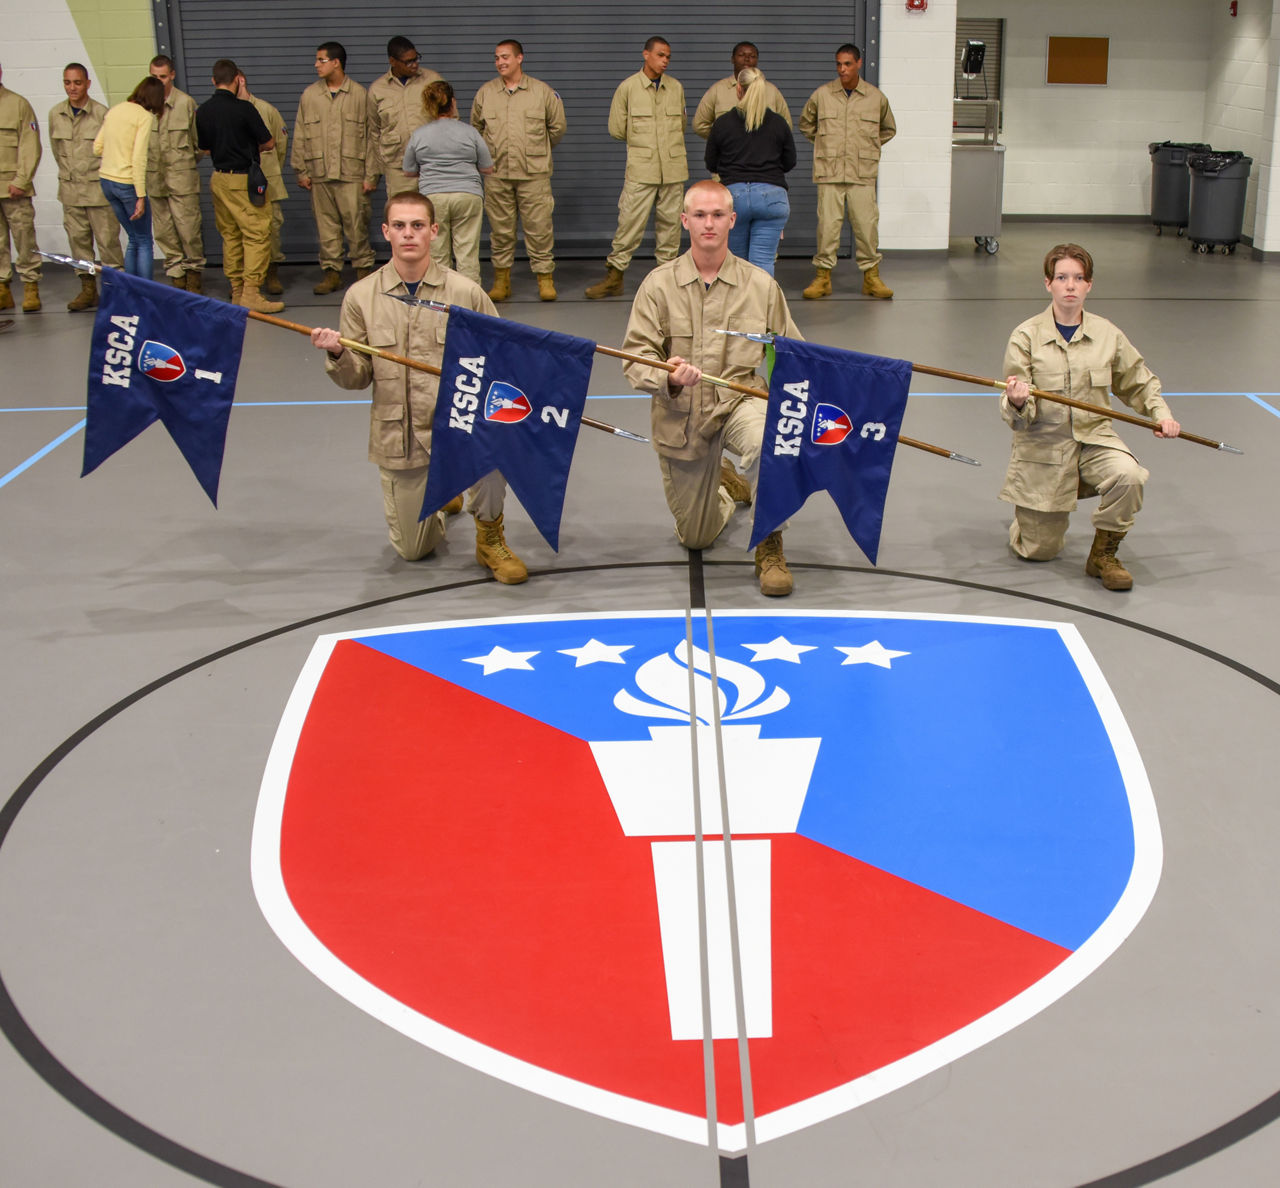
100,178,153,278
727,182,790,275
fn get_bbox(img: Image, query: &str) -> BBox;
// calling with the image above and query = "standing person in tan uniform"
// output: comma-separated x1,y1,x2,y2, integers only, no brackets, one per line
0,63,43,313
585,37,688,300
147,55,205,292
692,42,791,139
369,36,440,201
622,180,803,596
49,63,122,312
799,43,895,301
292,41,378,296
1001,244,1181,592
470,39,566,303
309,192,530,583
235,71,288,296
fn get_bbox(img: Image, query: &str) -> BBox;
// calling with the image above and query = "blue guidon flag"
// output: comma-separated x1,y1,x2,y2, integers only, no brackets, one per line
83,269,249,505
253,609,1161,1153
751,338,913,563
422,306,596,551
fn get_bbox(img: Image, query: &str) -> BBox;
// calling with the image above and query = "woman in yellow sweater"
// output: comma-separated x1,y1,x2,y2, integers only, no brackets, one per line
93,76,165,277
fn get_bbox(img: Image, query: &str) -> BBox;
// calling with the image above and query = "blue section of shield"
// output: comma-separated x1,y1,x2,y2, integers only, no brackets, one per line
356,613,1137,952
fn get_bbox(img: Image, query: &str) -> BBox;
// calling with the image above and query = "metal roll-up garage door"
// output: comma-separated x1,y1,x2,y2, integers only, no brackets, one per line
157,2,866,263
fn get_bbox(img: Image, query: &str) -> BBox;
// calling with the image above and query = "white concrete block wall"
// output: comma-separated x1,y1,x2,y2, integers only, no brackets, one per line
1248,2,1280,253
879,0,957,250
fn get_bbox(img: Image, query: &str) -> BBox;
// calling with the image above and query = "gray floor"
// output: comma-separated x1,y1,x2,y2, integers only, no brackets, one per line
2,223,1279,1187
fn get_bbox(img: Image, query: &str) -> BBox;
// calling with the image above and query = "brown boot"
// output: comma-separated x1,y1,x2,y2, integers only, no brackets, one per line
802,268,832,300
862,265,893,299
184,270,203,294
536,271,557,302
475,513,529,584
67,275,98,312
720,458,752,506
21,282,41,313
1085,529,1134,591
356,266,375,280
0,280,12,310
238,286,285,315
443,494,464,516
754,531,794,596
263,262,284,295
487,267,511,302
168,273,185,287
312,269,344,295
584,266,624,299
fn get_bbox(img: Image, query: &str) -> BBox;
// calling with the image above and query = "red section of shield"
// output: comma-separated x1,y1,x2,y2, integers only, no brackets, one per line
279,640,1070,1128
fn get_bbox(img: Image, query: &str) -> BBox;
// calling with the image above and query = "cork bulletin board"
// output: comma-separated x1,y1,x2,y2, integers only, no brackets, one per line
1046,36,1110,85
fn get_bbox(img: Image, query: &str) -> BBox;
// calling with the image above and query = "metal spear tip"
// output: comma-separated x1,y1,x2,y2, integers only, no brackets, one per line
612,427,650,443
711,327,774,343
949,452,982,466
386,292,449,312
37,249,98,272
1218,443,1244,455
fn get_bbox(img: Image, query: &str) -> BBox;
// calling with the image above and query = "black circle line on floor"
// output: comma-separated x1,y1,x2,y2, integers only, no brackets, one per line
0,559,1276,1188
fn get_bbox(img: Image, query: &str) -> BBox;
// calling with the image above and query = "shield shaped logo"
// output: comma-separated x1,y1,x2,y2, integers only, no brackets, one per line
252,611,1160,1151
138,339,186,382
484,380,532,423
811,402,853,445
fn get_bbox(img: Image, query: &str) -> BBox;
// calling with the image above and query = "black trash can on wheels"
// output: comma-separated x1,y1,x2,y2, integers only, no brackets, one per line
1187,151,1253,254
1148,141,1210,235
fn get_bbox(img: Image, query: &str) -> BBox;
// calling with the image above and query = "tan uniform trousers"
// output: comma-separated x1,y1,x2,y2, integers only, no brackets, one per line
210,172,272,287
269,202,285,264
379,465,505,561
813,182,880,272
428,192,483,285
312,179,374,272
485,175,555,273
1008,444,1148,560
657,398,787,550
0,195,40,283
151,192,205,278
607,179,684,273
62,202,124,274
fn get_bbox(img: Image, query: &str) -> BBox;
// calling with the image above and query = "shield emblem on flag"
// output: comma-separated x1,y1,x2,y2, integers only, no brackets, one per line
252,610,1160,1151
138,339,186,382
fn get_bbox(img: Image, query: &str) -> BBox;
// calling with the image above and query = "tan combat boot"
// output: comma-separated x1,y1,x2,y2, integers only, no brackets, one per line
720,458,752,506
802,268,832,300
67,275,98,312
862,265,893,299
443,494,464,515
229,280,244,305
475,513,529,584
487,267,511,302
185,270,203,294
0,280,12,310
537,271,557,302
584,266,624,299
21,282,41,313
754,531,794,596
238,286,285,315
1085,529,1134,591
263,262,283,295
313,269,344,295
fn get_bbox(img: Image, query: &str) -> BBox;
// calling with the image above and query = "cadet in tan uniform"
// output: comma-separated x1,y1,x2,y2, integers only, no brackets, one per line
49,63,122,311
147,55,206,292
799,43,895,301
369,36,440,201
309,192,530,583
585,37,688,300
236,71,288,296
293,41,378,295
0,63,43,313
470,39,566,303
692,42,792,139
622,180,803,596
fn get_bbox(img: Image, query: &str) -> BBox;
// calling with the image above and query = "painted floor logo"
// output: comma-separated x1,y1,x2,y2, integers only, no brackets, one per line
252,610,1161,1151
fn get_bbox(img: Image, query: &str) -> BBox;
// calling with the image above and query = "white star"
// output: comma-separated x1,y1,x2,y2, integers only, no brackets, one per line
558,639,633,667
463,646,539,675
741,636,817,664
835,641,910,669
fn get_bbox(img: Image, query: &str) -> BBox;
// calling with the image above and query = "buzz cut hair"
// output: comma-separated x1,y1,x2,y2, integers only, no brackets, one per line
644,36,671,52
387,36,416,59
835,43,862,59
150,54,175,72
63,62,90,78
496,38,523,56
211,59,239,87
316,41,347,69
385,191,435,225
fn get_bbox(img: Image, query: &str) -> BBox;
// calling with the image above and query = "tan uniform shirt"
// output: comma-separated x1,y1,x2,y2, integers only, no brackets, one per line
623,250,802,460
248,94,288,202
146,87,200,197
470,74,566,180
608,71,688,185
999,307,1173,511
0,85,42,194
692,76,792,139
799,77,895,184
325,259,498,469
368,69,440,179
291,77,378,186
48,97,107,205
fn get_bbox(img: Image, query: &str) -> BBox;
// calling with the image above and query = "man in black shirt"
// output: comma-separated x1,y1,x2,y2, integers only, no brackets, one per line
195,58,282,312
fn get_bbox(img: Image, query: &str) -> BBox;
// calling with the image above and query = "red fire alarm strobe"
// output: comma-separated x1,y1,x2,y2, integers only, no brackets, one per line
907,0,928,10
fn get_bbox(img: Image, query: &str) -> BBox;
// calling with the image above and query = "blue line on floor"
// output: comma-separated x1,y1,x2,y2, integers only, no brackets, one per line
1246,394,1280,418
0,419,86,491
